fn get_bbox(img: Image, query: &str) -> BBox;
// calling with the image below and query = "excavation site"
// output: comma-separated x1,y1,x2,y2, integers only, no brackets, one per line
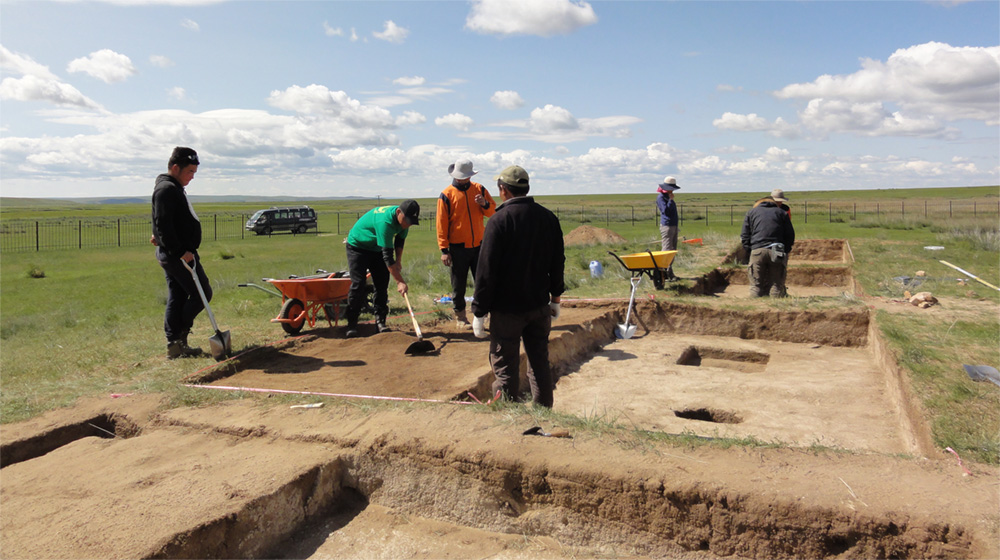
2,240,997,559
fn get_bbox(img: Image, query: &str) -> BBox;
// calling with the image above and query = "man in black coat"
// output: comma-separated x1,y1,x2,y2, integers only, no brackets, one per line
471,165,565,408
151,147,210,358
740,196,795,297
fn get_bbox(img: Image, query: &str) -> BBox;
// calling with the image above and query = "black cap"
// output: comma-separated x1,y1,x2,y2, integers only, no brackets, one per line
399,199,420,225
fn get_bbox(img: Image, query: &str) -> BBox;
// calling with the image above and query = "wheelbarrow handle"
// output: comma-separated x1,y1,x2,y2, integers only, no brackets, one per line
238,283,284,298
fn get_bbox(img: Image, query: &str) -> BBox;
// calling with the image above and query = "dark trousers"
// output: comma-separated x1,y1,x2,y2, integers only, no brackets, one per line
157,249,211,342
488,305,554,408
747,247,789,297
345,244,390,324
449,244,480,312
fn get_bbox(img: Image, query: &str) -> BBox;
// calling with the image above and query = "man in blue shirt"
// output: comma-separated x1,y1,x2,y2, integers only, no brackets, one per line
655,176,680,282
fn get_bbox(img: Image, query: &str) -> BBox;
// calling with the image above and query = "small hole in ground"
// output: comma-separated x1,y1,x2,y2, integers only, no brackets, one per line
674,408,743,424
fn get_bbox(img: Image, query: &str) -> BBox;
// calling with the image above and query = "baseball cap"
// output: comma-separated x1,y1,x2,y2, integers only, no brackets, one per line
399,199,420,225
496,165,529,188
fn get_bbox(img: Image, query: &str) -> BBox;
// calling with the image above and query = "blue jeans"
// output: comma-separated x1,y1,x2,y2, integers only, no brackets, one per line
157,249,211,342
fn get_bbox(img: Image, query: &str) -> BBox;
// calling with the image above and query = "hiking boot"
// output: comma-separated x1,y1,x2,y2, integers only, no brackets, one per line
455,309,471,329
345,323,360,338
167,339,203,359
376,319,391,333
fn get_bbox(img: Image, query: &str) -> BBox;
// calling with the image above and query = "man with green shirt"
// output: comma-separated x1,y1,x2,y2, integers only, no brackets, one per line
344,200,420,337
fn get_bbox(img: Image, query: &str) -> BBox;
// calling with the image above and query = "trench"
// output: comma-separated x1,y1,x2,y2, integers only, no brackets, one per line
0,413,140,468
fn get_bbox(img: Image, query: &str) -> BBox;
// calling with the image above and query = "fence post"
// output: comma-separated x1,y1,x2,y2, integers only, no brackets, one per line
804,202,808,224
680,203,684,225
631,206,634,226
606,209,609,227
118,218,121,247
949,201,952,217
705,205,708,226
924,201,927,218
214,214,218,241
79,220,82,249
876,202,880,219
36,221,40,252
974,201,977,217
829,202,832,223
337,212,341,235
730,205,733,226
853,202,856,221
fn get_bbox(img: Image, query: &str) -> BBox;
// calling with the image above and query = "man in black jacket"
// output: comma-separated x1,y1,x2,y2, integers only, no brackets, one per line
471,166,565,407
151,147,210,358
740,196,795,297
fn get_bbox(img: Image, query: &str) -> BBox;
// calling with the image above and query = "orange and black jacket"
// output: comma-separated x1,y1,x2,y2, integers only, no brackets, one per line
436,182,496,253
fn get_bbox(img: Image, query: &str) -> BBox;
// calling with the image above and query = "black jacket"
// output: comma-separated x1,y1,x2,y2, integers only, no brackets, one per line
740,199,795,253
151,173,202,260
472,196,565,316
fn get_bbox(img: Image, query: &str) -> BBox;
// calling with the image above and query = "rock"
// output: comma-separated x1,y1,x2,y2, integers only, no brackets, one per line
915,270,926,277
909,291,938,308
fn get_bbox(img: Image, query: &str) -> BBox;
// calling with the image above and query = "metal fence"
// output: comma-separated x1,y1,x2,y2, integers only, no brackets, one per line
2,200,997,253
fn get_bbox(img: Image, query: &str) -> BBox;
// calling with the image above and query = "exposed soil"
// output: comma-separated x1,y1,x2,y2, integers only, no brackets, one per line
2,239,998,560
563,225,627,246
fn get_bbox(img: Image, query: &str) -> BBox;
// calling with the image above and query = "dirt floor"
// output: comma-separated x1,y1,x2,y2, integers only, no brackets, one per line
2,239,998,559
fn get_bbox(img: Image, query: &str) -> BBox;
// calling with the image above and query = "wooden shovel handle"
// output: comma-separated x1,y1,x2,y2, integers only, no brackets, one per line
403,292,423,339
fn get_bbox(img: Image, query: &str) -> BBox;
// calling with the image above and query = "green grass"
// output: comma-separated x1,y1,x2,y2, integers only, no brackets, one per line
2,190,998,465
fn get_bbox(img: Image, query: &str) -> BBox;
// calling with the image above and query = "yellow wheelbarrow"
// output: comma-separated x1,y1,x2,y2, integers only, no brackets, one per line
608,250,677,290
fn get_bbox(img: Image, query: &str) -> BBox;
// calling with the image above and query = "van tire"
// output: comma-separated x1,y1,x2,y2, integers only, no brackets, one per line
263,226,272,235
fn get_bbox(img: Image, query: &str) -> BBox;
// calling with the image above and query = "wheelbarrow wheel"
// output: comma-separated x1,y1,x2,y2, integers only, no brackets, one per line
279,298,306,335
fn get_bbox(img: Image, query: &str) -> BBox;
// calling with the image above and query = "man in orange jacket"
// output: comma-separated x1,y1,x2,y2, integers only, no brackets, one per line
436,158,496,327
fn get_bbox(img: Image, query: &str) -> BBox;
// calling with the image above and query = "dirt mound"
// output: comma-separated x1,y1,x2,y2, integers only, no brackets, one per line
564,225,627,246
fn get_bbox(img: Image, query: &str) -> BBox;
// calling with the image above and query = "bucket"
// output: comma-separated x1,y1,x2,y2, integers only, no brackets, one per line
589,260,604,278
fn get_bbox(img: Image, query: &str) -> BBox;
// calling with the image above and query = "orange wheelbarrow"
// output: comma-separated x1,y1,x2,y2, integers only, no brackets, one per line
608,250,677,290
240,270,362,335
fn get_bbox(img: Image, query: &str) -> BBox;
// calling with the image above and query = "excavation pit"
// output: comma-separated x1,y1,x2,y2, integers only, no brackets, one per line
676,346,770,373
674,407,744,424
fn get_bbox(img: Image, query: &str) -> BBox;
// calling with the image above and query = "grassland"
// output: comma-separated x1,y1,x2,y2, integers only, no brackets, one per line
1,186,997,464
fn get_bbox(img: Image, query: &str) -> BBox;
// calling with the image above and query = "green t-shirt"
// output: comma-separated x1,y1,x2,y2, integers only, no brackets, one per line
346,205,408,252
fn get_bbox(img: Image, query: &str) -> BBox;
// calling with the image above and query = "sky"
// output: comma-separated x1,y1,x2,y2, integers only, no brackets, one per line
0,0,998,200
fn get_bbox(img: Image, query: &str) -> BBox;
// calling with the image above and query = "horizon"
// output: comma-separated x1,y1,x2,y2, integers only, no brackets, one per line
1,1,998,199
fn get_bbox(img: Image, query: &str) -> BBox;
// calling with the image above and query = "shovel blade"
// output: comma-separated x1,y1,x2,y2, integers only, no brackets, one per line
615,324,637,340
404,339,435,355
209,330,231,362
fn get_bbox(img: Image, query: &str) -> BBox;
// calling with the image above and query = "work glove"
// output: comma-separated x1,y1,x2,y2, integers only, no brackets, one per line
549,302,561,319
472,315,487,338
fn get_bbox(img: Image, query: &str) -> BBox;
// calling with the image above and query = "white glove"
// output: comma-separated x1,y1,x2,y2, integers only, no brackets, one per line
549,302,561,319
472,315,487,338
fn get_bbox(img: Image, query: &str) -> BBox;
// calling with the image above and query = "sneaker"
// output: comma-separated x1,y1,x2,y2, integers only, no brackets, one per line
167,340,203,359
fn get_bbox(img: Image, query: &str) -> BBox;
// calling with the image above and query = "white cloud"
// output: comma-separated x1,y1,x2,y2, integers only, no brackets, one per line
466,0,597,37
149,55,173,68
268,84,395,130
168,87,186,101
373,20,408,43
67,49,137,83
0,45,59,80
776,42,1000,130
323,22,343,37
530,104,579,132
435,113,474,131
393,76,425,87
491,90,524,110
181,18,199,31
0,75,103,110
712,112,799,138
350,28,359,42
395,111,426,126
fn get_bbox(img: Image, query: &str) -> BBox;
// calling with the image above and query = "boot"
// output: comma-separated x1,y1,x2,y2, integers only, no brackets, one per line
167,336,203,360
375,316,391,333
455,308,471,329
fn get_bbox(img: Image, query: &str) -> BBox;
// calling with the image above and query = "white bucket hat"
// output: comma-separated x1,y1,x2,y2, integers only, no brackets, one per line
448,159,477,180
658,176,680,191
770,188,788,203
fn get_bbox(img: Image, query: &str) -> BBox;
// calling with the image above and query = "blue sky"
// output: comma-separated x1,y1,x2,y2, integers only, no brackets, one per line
1,0,997,199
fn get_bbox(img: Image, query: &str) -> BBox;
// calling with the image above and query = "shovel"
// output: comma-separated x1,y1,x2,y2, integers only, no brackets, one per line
402,292,435,355
615,276,641,339
181,258,231,361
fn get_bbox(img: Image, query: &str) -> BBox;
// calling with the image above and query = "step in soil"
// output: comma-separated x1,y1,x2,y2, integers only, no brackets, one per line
554,333,905,453
3,403,995,559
